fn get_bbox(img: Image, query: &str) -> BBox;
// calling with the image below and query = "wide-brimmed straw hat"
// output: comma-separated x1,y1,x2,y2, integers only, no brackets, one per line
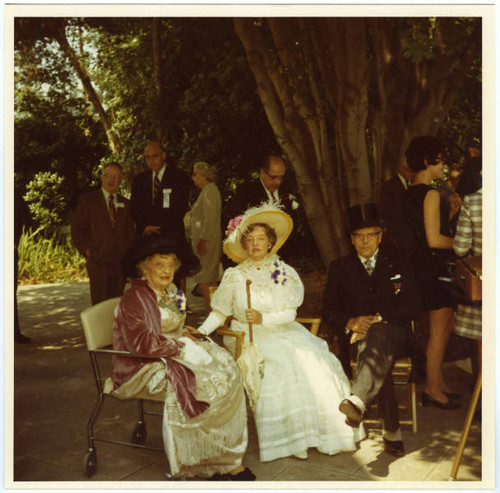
122,233,200,278
223,202,293,263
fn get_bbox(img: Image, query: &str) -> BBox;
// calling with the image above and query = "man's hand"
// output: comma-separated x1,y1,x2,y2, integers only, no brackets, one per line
347,315,378,334
196,239,207,257
143,225,161,236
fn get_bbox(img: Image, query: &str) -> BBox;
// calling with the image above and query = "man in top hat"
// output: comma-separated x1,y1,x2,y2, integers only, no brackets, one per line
71,162,135,305
321,203,420,457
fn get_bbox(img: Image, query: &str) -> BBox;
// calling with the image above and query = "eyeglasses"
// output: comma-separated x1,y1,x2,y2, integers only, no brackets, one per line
352,232,381,241
102,173,121,180
262,169,285,181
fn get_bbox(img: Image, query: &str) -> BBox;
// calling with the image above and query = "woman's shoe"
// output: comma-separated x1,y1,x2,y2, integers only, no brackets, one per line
421,391,460,409
228,467,256,481
443,391,461,400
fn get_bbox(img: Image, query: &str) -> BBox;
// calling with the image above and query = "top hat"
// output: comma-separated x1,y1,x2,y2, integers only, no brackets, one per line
346,203,381,232
122,233,200,278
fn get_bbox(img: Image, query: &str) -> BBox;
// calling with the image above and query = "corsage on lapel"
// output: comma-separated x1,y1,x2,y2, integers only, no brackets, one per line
390,273,402,295
270,259,287,285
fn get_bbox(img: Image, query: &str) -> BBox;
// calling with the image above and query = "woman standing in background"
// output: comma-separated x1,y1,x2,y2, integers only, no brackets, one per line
190,161,222,309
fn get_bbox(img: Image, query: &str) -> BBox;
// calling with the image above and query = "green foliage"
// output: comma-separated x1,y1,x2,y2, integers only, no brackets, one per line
23,172,66,233
17,227,87,284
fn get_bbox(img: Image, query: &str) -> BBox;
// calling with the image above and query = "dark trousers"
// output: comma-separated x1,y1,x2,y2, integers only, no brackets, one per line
87,257,125,305
351,322,411,432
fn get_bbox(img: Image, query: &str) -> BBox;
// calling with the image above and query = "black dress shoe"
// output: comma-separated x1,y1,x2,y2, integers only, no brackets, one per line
207,473,230,481
421,391,460,409
15,333,31,344
339,399,363,427
383,437,405,458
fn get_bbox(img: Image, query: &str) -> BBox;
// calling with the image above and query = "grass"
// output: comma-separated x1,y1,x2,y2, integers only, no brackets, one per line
17,227,88,285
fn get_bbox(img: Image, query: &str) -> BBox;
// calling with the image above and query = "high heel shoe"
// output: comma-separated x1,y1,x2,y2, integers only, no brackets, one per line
421,391,460,409
444,391,462,400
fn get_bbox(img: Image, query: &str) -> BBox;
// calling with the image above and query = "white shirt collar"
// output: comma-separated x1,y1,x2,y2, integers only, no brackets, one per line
153,165,166,182
397,171,409,190
357,248,379,265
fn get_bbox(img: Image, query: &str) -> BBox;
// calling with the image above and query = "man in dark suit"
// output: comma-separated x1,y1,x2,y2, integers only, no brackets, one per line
130,140,190,239
225,155,298,222
322,204,420,457
379,162,415,254
71,162,135,305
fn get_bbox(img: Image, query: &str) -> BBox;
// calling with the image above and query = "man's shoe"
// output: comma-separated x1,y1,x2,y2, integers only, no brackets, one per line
339,399,362,427
15,333,31,344
383,437,405,457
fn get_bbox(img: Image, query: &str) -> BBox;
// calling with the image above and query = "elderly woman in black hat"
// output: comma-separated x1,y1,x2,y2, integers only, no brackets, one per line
109,234,254,481
198,203,365,463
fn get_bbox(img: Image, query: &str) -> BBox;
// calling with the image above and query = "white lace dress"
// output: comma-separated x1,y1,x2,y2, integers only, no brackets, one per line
199,255,365,462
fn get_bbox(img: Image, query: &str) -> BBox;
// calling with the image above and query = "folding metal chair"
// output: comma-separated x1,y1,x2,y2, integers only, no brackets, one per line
80,297,166,478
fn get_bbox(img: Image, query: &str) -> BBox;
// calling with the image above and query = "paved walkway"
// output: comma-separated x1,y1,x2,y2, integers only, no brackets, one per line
12,280,487,489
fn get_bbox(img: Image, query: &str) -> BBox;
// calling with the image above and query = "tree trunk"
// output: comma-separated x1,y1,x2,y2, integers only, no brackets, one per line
54,21,121,154
152,18,166,141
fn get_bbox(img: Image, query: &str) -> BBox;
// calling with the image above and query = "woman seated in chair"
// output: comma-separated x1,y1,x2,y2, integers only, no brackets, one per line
198,203,365,462
110,234,254,481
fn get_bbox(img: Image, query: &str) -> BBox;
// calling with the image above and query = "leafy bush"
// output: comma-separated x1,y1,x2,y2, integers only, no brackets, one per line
23,171,65,234
17,227,87,284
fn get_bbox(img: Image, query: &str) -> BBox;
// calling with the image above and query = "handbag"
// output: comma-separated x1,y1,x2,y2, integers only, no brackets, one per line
454,255,482,301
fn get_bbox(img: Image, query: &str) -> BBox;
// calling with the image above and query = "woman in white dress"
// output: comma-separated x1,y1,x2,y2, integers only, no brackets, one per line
198,203,365,462
110,234,254,480
190,161,222,309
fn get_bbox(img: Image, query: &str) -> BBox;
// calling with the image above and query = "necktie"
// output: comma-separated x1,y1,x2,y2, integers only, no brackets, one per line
364,257,375,275
153,171,161,202
108,194,116,228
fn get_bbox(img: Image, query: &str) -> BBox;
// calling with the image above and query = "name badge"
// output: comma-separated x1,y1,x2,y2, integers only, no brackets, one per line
116,202,125,208
163,189,172,208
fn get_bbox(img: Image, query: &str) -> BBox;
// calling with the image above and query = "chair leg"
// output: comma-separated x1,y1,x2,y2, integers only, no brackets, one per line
449,372,482,480
410,382,417,433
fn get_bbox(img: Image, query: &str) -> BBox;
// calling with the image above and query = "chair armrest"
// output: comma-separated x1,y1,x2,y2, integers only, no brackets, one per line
215,328,245,360
91,348,169,360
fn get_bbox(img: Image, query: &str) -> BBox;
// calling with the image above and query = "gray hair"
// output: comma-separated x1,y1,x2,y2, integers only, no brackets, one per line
193,161,216,182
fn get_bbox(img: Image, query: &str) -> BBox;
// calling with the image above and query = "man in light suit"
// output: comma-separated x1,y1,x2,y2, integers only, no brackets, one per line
322,204,420,458
71,162,134,305
130,141,190,239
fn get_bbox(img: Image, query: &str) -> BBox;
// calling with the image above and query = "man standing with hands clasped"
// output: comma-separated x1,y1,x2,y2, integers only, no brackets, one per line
71,162,135,305
322,204,420,458
130,140,190,240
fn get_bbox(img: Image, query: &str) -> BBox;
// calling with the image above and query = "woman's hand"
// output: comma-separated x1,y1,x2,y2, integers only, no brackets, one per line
449,192,463,219
181,325,201,342
246,309,262,324
196,239,207,257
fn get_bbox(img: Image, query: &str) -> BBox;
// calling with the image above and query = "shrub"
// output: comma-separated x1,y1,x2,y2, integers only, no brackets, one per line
17,227,87,284
23,171,65,235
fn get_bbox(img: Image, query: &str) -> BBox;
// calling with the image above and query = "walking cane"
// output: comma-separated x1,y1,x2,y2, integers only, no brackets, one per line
449,371,482,480
246,280,253,344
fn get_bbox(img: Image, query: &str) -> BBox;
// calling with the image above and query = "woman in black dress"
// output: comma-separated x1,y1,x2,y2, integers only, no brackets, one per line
403,136,461,409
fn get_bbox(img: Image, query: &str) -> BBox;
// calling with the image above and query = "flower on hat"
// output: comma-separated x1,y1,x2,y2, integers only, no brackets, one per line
225,215,244,238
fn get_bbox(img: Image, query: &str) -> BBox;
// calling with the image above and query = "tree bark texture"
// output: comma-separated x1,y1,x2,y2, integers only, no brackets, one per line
234,17,480,266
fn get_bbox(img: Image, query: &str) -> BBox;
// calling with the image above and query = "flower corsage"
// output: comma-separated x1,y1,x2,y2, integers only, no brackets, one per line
174,289,187,314
270,259,287,285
